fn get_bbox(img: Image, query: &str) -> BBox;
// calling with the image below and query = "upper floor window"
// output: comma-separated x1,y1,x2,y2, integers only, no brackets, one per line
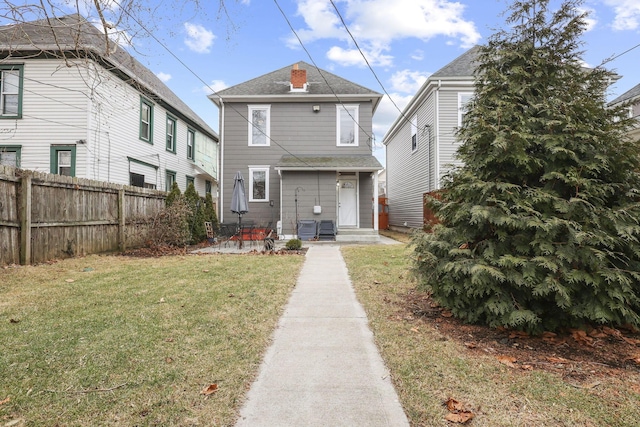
249,166,269,202
337,104,359,146
458,92,473,127
50,145,76,177
166,115,176,153
0,65,23,118
0,145,21,167
248,105,270,146
410,115,418,152
140,97,154,143
187,129,195,160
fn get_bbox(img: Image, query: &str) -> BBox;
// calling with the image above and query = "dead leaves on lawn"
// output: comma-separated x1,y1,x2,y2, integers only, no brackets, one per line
200,383,218,396
444,397,475,424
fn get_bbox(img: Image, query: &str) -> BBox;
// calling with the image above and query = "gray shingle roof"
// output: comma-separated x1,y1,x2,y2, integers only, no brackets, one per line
0,14,217,139
275,154,382,171
609,83,640,106
212,61,382,109
431,45,481,78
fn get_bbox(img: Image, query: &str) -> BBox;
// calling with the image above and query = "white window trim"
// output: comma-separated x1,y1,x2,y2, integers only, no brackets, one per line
248,105,271,147
249,166,269,202
458,92,473,127
336,104,359,147
410,114,418,153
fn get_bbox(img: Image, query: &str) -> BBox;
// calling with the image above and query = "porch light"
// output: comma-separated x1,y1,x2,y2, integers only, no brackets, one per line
312,105,320,113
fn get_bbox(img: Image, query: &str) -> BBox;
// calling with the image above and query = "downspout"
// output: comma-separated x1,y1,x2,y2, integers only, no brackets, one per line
219,100,225,223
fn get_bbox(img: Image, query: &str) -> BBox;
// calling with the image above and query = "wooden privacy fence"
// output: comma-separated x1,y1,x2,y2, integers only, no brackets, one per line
0,165,166,266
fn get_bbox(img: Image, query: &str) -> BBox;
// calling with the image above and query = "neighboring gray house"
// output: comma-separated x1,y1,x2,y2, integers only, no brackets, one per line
609,82,640,142
383,46,479,230
0,14,218,196
210,62,383,239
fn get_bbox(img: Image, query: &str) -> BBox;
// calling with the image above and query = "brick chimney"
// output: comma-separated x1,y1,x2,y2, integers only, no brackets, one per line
290,63,307,90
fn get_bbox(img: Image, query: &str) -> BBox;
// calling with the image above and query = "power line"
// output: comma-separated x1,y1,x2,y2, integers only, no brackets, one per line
328,0,410,130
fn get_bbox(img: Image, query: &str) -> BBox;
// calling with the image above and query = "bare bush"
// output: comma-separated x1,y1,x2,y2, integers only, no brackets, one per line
143,197,191,248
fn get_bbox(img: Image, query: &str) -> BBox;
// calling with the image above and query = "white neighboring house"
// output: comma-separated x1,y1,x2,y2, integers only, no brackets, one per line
383,46,479,230
0,14,218,196
609,82,640,142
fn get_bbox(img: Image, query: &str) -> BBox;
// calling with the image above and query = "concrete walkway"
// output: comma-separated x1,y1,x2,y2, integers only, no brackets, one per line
235,244,410,427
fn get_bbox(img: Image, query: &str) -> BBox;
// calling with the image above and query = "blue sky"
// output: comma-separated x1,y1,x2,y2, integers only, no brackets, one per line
9,1,640,164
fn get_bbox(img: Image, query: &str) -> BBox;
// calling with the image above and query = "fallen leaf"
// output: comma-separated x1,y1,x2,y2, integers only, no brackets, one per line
508,331,530,339
445,411,474,424
459,243,469,249
445,397,464,412
547,356,569,364
373,280,381,285
410,327,420,333
201,384,218,395
165,338,174,342
622,336,640,346
202,269,209,273
496,355,517,368
570,329,594,346
588,328,607,339
165,357,174,364
625,355,640,365
441,310,453,318
65,279,75,283
464,342,477,349
159,298,165,303
521,364,534,371
0,396,9,405
9,319,19,324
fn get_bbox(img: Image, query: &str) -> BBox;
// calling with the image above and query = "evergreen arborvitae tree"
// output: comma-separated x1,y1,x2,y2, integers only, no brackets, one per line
184,183,206,244
166,182,181,206
412,0,640,333
204,192,219,235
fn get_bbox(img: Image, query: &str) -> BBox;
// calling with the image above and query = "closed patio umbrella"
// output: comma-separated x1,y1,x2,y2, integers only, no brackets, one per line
230,171,249,248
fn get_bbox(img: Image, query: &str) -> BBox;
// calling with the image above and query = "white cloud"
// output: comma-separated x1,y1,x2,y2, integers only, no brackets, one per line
184,22,215,53
374,93,415,143
292,0,480,67
326,44,393,67
156,72,172,82
90,19,133,48
578,7,597,32
411,49,425,61
202,79,228,95
390,70,430,94
604,0,640,30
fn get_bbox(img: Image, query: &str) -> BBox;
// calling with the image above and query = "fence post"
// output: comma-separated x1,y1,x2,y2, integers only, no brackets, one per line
19,172,32,265
118,188,126,251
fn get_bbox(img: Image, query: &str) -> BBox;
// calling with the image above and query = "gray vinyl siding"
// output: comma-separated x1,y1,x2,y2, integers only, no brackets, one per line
386,91,437,229
220,100,375,224
280,170,337,235
437,85,472,182
358,171,373,228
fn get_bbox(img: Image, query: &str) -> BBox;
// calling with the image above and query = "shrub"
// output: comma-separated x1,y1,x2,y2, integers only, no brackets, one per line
285,239,302,250
184,183,206,244
144,198,191,247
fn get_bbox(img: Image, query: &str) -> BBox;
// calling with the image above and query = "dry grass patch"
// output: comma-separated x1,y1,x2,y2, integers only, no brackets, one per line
0,253,304,427
343,244,640,427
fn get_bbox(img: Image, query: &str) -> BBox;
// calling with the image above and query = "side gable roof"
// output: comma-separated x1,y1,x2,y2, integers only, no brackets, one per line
210,61,382,112
0,14,217,139
609,82,640,106
431,45,481,78
383,46,480,144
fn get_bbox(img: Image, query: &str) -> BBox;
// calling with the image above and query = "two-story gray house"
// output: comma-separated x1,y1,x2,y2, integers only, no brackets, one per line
210,62,383,240
383,46,479,230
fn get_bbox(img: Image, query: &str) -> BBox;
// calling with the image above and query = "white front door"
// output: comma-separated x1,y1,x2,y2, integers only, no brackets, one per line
338,179,357,227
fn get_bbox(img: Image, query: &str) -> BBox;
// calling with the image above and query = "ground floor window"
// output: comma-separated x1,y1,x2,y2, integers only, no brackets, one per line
166,170,176,191
0,145,21,167
249,166,269,201
50,145,76,177
205,180,212,194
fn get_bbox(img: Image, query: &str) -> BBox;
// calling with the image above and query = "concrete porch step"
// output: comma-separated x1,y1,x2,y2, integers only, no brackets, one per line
335,228,380,243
